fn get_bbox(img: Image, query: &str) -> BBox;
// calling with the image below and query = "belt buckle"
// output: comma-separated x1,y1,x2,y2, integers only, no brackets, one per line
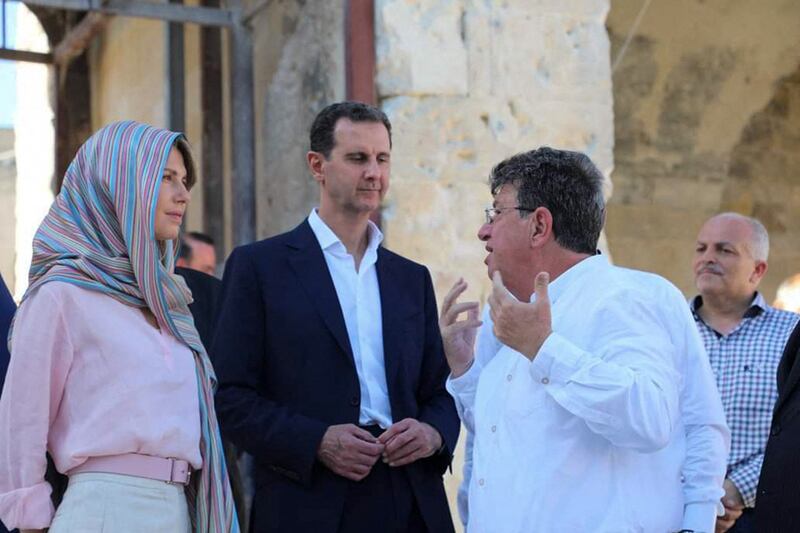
166,457,189,485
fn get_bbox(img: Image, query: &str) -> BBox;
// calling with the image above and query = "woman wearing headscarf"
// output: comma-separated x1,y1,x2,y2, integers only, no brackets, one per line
0,121,238,533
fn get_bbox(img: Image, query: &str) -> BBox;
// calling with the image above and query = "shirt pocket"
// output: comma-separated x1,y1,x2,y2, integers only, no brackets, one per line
731,360,778,419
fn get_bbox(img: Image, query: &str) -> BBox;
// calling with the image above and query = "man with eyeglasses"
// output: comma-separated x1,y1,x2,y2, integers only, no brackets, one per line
439,147,729,532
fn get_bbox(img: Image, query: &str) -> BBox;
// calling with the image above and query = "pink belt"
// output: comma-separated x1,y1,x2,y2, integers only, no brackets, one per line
68,453,192,485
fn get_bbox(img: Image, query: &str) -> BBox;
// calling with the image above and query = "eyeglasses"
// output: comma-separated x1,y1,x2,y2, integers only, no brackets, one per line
484,206,534,224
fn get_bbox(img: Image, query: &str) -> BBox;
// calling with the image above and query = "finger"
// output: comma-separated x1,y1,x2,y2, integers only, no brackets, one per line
533,271,550,304
440,279,468,315
387,444,425,467
344,464,371,481
348,439,384,456
445,319,484,335
347,424,379,443
384,429,415,455
444,301,480,325
377,419,412,444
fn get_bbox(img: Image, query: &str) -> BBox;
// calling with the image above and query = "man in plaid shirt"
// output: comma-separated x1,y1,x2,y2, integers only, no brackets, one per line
691,213,800,533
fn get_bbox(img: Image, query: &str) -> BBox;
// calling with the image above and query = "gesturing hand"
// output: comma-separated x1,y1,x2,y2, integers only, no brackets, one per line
378,418,443,467
439,278,482,378
488,271,552,361
317,424,384,481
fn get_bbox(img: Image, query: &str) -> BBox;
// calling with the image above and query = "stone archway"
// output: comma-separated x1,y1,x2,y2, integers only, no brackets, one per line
722,65,800,300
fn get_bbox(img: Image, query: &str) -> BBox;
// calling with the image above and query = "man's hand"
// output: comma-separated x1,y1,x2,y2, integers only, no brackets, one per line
438,278,482,378
715,478,745,532
317,424,384,481
378,418,443,467
488,271,552,360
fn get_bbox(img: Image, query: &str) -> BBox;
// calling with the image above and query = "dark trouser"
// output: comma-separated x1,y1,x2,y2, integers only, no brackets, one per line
336,426,426,533
729,508,756,533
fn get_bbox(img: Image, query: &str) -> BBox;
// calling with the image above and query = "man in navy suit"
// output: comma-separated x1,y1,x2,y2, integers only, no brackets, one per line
212,102,459,533
0,274,16,533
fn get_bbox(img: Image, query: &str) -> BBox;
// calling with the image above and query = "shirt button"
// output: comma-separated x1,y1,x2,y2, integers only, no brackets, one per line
478,478,485,486
507,374,513,382
350,396,359,406
491,425,497,433
541,377,550,385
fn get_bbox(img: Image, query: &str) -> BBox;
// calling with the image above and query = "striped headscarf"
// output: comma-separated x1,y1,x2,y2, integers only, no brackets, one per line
18,121,238,532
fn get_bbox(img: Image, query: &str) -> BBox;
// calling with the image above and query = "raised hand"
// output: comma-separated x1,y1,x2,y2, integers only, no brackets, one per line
317,424,384,481
438,278,482,377
488,271,552,360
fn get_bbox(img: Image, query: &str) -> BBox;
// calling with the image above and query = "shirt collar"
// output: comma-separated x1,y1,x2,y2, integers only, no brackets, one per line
690,292,768,319
307,208,384,254
532,253,609,305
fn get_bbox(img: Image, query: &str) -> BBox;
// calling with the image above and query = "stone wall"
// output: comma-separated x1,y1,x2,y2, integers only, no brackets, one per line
607,0,800,299
249,0,346,239
377,0,614,302
374,0,615,525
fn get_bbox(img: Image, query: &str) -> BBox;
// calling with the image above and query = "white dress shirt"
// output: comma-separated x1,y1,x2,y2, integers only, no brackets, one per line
308,209,393,428
448,255,729,533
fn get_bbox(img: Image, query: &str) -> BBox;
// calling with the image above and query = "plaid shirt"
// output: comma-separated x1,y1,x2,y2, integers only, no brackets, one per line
691,293,800,508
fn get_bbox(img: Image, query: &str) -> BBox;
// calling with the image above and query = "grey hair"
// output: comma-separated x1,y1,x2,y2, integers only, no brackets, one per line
716,212,770,261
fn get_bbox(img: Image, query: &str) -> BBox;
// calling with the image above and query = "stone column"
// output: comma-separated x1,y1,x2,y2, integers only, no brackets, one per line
374,0,614,526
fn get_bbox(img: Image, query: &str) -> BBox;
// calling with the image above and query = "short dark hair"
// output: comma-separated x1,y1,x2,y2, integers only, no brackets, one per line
178,238,192,260
489,147,605,254
186,231,214,246
179,232,214,261
309,101,392,158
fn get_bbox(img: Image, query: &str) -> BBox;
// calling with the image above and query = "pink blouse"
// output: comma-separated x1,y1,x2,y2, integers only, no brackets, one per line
0,281,202,530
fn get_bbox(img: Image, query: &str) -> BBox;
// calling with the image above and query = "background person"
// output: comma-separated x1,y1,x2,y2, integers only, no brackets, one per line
757,319,800,532
177,231,218,277
691,213,800,532
0,274,14,533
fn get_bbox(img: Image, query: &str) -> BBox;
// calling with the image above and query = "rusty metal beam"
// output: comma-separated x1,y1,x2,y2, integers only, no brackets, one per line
0,47,52,63
52,11,107,66
21,0,235,27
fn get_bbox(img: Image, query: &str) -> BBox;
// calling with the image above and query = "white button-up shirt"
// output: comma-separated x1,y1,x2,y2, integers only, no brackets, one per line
448,255,729,533
308,209,392,428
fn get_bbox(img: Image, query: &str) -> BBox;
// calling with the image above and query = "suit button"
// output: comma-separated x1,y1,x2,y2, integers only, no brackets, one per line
350,396,359,406
771,424,781,436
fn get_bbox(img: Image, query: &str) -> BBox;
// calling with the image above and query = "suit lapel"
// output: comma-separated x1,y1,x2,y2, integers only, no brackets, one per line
775,322,800,413
377,249,405,398
286,221,355,368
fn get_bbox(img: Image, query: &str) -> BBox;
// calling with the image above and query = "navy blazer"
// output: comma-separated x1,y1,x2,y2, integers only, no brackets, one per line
758,320,800,532
175,266,221,354
0,275,14,533
0,274,14,399
212,220,459,533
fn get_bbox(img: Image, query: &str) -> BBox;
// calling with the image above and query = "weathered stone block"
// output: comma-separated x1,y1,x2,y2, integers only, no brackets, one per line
376,0,468,97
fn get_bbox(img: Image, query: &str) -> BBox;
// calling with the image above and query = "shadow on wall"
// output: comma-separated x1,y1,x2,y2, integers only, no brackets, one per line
723,65,800,300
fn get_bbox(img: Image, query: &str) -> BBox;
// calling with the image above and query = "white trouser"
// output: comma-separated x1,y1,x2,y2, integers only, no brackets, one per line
49,472,191,533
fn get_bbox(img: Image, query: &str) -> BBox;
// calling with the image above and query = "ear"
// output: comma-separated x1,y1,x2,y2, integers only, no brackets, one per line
528,207,553,248
307,151,326,184
751,260,768,284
